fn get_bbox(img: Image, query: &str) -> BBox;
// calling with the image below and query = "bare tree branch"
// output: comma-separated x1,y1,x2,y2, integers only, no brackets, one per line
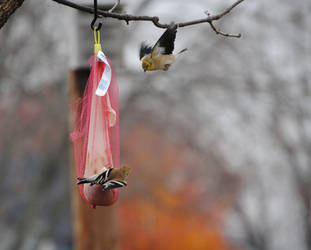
51,0,245,37
0,0,25,29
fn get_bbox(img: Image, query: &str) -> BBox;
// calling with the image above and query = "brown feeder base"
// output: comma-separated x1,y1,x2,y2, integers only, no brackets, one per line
84,184,118,207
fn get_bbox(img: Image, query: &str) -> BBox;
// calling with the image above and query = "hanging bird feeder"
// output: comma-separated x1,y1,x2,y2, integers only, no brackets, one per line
70,1,122,208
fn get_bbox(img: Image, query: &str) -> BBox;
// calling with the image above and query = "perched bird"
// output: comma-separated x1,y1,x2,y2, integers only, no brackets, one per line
139,23,187,72
77,165,131,191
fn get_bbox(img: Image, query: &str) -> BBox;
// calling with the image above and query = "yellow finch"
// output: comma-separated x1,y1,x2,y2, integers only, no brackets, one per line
77,165,130,191
139,23,187,72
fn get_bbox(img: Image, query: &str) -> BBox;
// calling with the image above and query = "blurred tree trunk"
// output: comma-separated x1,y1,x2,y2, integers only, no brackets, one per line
0,0,25,29
69,70,119,250
68,5,123,250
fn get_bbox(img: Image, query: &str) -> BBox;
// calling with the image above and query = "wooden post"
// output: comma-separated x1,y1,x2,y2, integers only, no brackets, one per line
68,5,123,250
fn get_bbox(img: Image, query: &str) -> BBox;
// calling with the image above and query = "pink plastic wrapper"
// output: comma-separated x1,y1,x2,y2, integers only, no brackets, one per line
71,54,120,208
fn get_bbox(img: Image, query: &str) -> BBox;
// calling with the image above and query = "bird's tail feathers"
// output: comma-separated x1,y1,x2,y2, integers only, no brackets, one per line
77,177,88,185
77,174,99,185
176,48,187,56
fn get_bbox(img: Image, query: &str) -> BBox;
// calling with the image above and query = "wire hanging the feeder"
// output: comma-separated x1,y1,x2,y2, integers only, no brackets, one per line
90,0,102,31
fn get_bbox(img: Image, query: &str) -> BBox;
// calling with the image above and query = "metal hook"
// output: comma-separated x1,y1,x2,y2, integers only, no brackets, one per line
91,0,102,31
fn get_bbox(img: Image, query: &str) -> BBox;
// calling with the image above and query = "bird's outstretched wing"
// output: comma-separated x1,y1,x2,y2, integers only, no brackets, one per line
76,166,111,186
151,24,177,57
139,43,153,59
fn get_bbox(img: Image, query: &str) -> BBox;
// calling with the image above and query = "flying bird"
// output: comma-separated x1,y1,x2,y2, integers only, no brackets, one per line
77,165,131,191
139,24,187,72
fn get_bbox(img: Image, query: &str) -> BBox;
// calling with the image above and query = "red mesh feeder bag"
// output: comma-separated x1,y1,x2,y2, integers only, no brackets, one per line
71,51,120,208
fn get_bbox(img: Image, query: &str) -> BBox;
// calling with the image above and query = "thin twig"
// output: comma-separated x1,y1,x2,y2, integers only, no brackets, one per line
209,21,241,38
204,10,241,38
108,0,120,13
51,0,244,36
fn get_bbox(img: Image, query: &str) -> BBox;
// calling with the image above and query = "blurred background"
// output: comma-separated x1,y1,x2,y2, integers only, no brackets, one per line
0,0,310,249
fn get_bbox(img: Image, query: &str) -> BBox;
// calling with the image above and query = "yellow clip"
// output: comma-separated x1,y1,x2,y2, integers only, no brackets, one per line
94,28,102,54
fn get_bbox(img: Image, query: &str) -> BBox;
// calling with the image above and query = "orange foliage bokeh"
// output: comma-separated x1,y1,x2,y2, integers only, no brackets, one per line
119,124,238,250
